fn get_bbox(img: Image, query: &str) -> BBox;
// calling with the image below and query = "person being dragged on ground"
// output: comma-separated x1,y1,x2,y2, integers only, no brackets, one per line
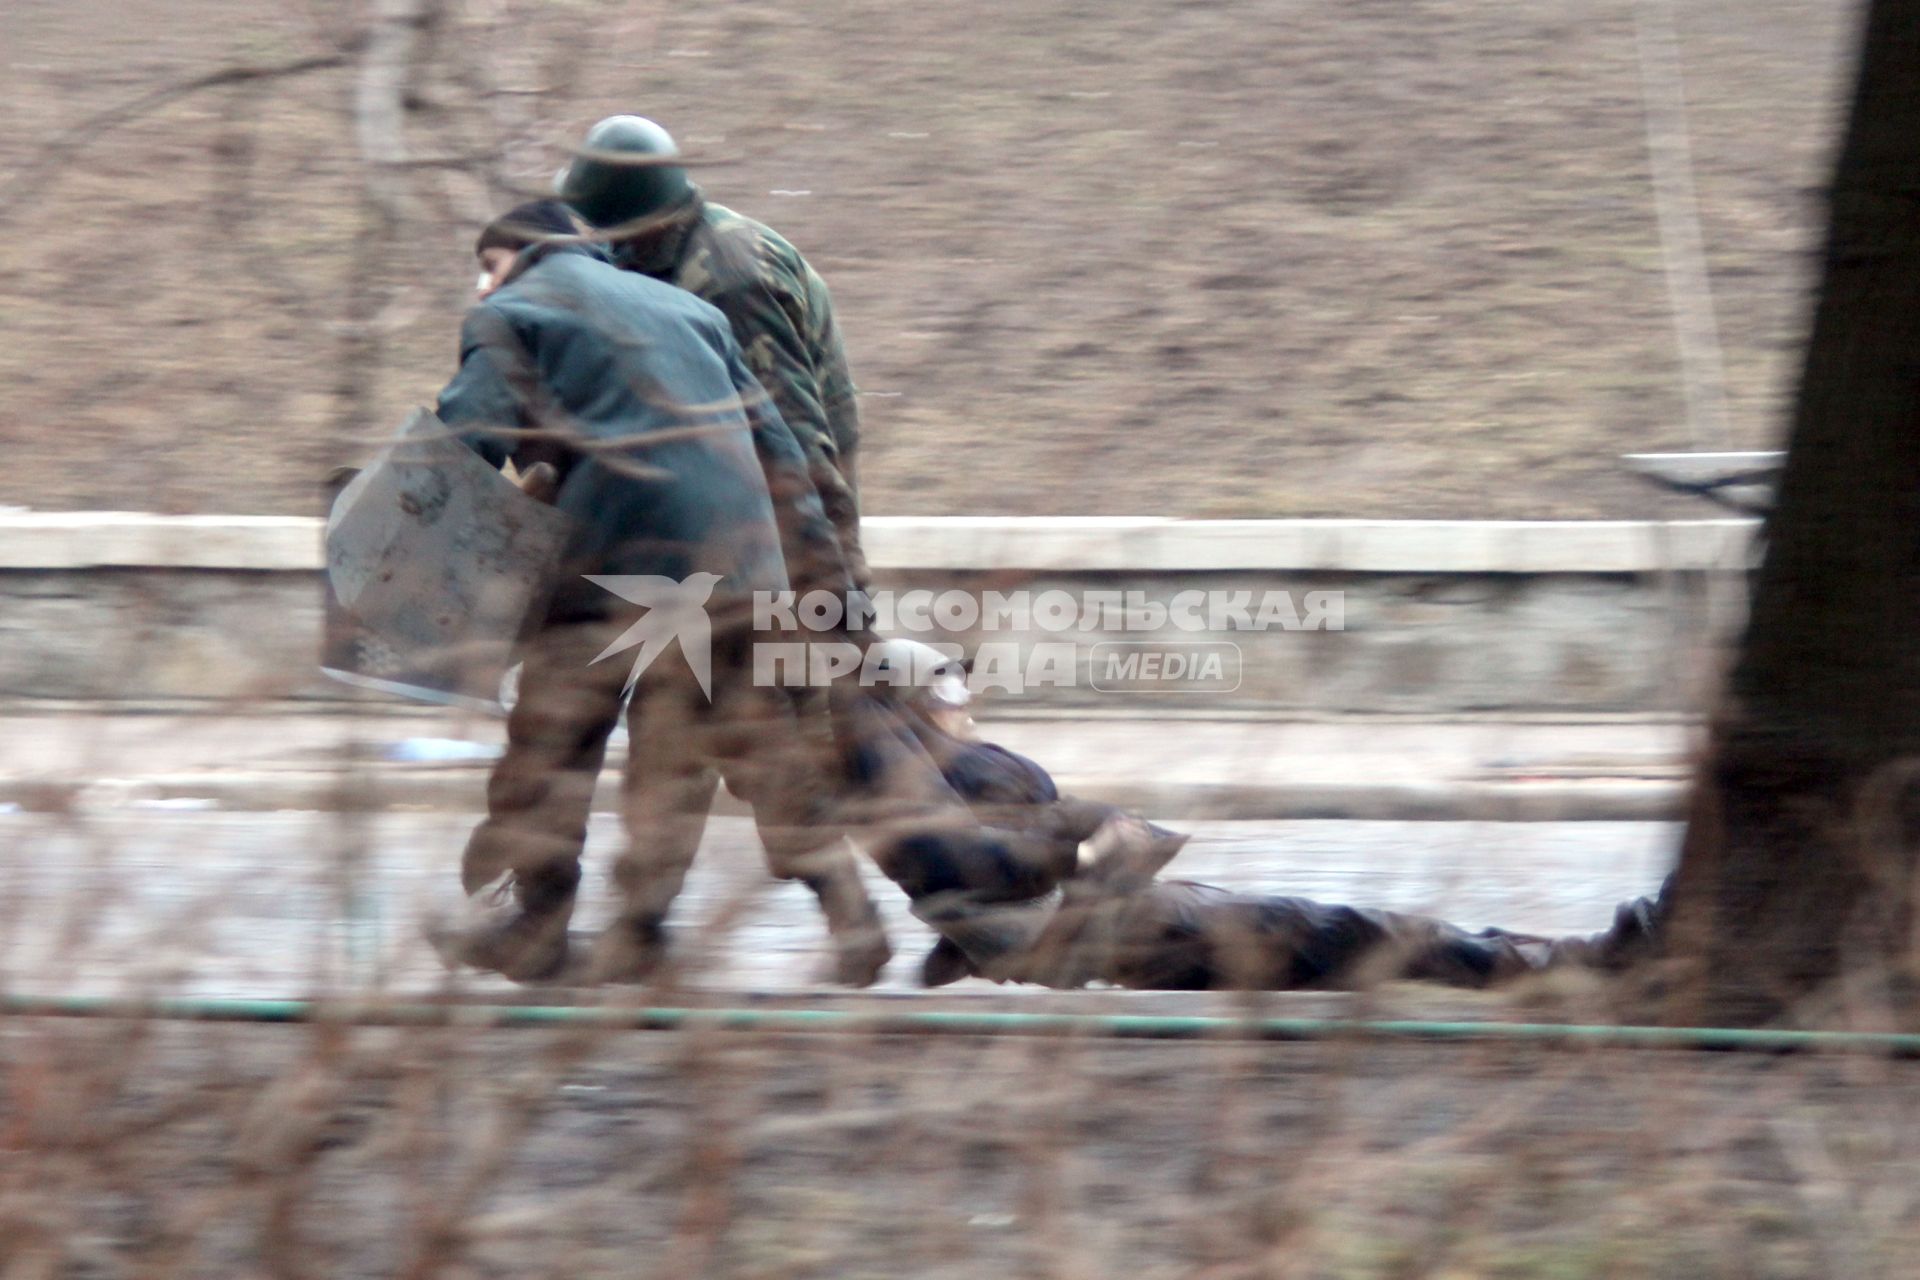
839,640,1668,992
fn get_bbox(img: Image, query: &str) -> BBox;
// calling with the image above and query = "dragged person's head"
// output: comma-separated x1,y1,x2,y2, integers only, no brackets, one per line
870,638,975,738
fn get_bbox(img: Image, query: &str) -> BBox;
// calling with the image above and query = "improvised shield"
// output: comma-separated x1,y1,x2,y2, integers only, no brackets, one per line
322,408,571,712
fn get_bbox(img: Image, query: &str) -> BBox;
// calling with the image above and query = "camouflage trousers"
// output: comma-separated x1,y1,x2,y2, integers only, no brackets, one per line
458,614,885,982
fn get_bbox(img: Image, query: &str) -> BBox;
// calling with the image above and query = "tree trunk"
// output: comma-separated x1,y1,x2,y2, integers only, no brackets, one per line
330,0,435,480
1661,0,1920,1024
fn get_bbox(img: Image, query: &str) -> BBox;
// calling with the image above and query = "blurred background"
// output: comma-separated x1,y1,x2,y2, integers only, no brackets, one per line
0,0,1856,518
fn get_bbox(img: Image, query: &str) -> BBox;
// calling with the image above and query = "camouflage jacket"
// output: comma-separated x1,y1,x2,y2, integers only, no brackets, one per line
611,195,867,588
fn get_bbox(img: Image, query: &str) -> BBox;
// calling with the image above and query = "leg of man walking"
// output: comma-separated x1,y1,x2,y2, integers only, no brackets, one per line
448,621,628,980
714,631,892,985
579,639,723,984
588,627,891,985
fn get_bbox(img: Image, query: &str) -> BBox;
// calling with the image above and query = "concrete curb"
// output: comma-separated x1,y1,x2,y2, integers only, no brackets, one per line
0,512,1759,573
0,770,1687,822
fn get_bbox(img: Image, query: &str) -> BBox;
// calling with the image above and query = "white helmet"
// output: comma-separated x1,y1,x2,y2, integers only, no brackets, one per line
870,637,970,708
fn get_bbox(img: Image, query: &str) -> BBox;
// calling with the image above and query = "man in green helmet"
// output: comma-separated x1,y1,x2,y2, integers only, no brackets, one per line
558,115,867,592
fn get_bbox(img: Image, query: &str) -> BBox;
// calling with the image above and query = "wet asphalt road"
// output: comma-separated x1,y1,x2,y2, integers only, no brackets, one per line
0,811,1675,1001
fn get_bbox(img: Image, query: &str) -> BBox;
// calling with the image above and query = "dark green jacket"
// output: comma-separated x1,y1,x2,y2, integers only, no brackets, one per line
435,244,851,619
610,196,867,586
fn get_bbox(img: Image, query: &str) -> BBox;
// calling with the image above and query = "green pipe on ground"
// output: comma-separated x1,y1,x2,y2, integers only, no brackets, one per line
5,993,1920,1056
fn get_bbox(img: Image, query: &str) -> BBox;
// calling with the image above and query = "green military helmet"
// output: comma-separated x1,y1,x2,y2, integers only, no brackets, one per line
556,115,695,230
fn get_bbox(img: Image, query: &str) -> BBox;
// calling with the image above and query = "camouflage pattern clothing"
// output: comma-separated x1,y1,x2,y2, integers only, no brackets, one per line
608,195,867,588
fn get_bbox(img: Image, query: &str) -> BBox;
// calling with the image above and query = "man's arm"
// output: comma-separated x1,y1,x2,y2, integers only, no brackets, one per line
721,333,860,600
803,263,863,494
435,307,532,468
708,277,870,587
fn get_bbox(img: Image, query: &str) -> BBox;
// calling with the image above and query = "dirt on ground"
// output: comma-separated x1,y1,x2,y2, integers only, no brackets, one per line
0,796,1909,1277
0,0,1856,519
5,1008,1918,1278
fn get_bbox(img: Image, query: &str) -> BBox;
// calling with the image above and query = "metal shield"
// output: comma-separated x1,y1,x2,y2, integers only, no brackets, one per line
321,408,571,711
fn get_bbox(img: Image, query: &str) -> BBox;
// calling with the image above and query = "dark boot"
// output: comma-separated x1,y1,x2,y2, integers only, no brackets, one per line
921,935,978,987
582,914,672,985
429,861,579,983
797,867,894,987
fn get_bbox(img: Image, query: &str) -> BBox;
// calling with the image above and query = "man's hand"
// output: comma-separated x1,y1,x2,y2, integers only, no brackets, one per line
503,459,560,504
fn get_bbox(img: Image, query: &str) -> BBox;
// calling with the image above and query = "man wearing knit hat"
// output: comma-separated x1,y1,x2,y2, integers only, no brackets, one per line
471,198,587,300
430,200,890,986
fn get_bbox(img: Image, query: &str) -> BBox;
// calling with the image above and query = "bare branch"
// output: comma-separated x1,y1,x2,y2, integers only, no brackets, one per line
0,44,362,219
